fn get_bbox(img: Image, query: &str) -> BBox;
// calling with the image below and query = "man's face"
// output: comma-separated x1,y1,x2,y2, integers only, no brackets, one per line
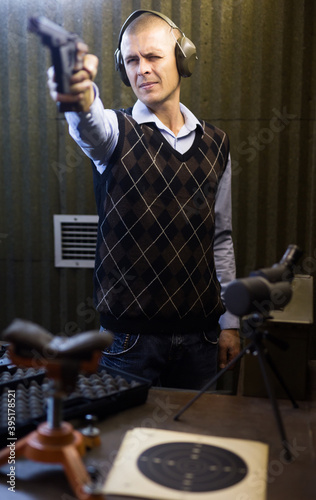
121,24,181,111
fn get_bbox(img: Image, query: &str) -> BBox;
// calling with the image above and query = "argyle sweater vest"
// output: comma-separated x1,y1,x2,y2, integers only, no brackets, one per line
92,109,229,334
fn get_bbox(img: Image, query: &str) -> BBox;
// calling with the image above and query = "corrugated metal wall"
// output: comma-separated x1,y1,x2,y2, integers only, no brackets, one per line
0,0,315,343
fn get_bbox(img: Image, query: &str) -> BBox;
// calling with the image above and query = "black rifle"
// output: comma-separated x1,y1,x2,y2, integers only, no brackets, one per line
28,16,88,112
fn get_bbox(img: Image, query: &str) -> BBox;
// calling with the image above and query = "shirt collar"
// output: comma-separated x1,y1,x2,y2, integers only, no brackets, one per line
132,99,203,138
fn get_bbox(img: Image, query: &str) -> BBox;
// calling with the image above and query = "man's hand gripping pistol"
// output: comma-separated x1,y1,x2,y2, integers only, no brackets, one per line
28,16,88,112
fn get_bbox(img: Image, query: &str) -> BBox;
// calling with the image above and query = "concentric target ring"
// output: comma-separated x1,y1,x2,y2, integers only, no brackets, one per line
137,441,248,492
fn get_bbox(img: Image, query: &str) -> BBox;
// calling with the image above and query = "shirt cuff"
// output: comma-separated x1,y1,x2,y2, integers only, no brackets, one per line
219,310,240,330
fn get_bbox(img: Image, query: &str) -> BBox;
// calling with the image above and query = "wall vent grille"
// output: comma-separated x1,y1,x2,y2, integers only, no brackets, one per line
54,215,98,268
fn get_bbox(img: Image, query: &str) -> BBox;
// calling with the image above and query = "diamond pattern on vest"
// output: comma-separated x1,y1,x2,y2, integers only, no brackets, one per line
93,112,229,325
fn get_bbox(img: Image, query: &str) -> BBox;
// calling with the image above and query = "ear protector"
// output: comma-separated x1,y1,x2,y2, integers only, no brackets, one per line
114,9,197,86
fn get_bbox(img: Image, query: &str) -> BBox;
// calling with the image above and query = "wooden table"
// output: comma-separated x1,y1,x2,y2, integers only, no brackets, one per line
0,387,315,499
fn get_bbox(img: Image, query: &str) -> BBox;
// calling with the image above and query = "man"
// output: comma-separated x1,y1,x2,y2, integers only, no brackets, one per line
49,10,240,389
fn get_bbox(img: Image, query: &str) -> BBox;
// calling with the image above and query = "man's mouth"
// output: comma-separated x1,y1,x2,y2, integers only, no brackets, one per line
139,82,157,89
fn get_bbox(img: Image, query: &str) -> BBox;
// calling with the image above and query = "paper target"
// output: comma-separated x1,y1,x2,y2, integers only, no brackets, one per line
103,428,268,500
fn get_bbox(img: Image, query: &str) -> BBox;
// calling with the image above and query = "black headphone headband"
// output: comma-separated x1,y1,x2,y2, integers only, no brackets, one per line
114,9,197,86
117,10,182,50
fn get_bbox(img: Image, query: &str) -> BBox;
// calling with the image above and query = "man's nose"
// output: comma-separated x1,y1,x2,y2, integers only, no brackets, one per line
138,57,151,75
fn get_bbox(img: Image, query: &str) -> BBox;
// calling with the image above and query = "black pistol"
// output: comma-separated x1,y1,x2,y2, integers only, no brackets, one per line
28,16,88,112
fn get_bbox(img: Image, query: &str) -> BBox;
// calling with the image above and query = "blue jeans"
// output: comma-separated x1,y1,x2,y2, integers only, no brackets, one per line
99,329,219,390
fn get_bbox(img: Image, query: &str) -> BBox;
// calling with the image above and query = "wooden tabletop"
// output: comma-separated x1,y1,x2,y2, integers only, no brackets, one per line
0,387,315,500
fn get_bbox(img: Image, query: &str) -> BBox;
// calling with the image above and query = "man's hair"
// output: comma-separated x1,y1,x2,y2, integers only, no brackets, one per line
123,12,181,42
